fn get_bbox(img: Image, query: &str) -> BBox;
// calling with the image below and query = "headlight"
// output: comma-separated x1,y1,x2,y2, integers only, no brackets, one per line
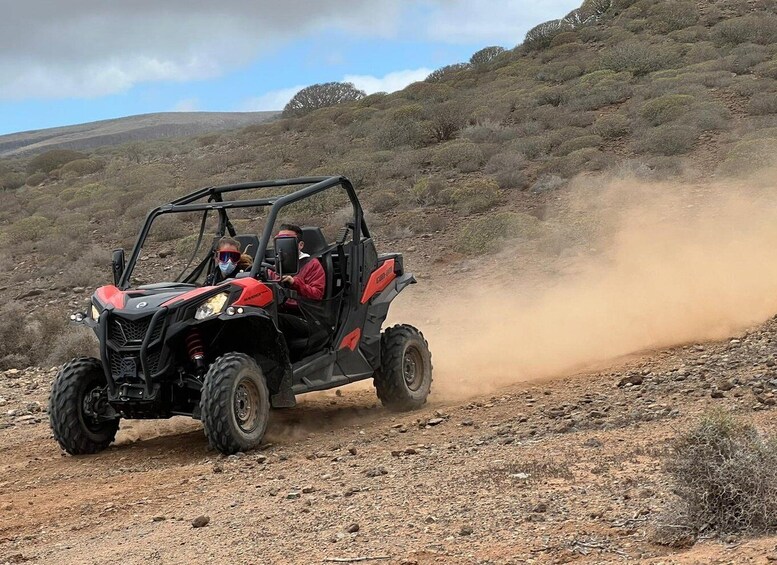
90,304,101,320
195,293,228,320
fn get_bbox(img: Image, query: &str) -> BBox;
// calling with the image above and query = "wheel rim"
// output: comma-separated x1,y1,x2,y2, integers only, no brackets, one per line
81,384,108,433
403,346,425,392
234,377,261,433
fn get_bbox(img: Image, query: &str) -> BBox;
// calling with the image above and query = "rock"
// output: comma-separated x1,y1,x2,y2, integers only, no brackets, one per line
461,419,474,426
618,374,643,387
459,525,474,536
711,390,725,399
212,464,224,474
256,455,267,464
366,467,388,478
717,380,735,391
404,447,418,455
191,515,210,528
335,389,343,397
427,418,444,426
302,486,315,494
152,516,166,522
532,502,548,513
346,523,360,533
286,492,301,500
348,446,357,456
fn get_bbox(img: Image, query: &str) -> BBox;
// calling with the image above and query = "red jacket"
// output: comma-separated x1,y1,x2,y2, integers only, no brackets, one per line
269,257,325,305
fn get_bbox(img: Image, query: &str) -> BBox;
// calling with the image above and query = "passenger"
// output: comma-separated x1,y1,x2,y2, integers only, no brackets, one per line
206,236,253,285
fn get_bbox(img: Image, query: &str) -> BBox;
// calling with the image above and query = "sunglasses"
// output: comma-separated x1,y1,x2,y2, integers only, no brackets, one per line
216,250,241,263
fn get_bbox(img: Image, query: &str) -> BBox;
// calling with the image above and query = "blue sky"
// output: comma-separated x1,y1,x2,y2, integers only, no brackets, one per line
0,1,580,135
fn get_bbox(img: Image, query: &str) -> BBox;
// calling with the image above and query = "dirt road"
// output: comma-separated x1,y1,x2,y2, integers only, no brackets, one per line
4,317,777,564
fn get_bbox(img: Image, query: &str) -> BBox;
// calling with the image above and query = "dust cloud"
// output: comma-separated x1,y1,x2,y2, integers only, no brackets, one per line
396,170,777,400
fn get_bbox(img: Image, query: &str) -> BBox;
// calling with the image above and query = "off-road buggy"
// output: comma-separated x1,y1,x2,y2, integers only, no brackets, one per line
49,176,432,455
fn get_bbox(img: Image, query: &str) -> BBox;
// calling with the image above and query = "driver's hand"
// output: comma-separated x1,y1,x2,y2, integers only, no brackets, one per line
281,275,295,287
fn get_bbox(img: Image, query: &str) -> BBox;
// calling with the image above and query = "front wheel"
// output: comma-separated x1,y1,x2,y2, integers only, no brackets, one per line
374,325,433,412
49,357,120,455
200,352,270,455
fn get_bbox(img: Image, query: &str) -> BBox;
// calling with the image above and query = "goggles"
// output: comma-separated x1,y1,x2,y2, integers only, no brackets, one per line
216,250,241,263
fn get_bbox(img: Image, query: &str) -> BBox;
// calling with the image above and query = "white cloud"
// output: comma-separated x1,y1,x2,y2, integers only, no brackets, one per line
172,98,201,112
344,68,432,94
239,86,306,112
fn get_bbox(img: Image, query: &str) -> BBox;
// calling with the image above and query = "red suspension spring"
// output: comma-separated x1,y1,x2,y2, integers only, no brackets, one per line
185,329,205,363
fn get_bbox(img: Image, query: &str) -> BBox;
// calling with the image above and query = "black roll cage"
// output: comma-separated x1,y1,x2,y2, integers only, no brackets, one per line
118,176,367,290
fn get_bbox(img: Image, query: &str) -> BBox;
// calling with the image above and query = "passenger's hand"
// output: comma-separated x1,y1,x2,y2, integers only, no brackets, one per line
281,275,295,286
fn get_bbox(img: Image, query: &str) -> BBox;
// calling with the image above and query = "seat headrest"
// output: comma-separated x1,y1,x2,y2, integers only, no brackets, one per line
234,234,259,256
301,227,328,256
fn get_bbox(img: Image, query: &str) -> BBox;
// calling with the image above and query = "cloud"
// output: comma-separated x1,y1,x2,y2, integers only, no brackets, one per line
344,68,432,94
239,86,306,112
0,1,579,100
239,67,430,112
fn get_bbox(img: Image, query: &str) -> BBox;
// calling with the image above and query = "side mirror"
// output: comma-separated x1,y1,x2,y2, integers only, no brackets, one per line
111,248,126,286
274,236,299,276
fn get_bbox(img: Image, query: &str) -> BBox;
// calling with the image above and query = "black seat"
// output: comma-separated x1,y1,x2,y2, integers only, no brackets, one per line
234,234,260,258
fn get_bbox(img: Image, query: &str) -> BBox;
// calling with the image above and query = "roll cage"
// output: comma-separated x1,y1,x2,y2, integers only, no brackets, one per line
118,176,368,290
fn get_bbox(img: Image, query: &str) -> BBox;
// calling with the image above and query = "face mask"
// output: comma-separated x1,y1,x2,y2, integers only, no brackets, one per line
218,260,236,276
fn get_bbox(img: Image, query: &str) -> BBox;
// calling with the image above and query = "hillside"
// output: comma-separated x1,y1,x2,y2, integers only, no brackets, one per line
0,111,278,158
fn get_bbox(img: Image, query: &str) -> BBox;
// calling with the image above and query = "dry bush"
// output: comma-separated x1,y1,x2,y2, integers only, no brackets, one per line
600,41,681,76
524,19,573,51
754,59,777,80
26,149,87,174
61,158,104,176
25,172,46,186
432,141,485,173
426,100,467,142
373,105,425,149
712,13,777,46
425,63,470,83
0,171,25,190
450,177,501,215
663,411,777,535
647,1,698,33
484,152,528,189
455,212,541,254
410,176,448,207
678,101,731,132
0,303,78,369
637,124,698,155
718,138,777,176
640,94,694,126
592,113,631,139
370,191,401,214
556,134,602,156
566,70,633,111
470,46,506,67
4,214,50,244
749,93,777,116
531,174,567,193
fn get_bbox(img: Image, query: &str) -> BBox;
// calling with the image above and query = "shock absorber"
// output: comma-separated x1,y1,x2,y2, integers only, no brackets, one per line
185,329,206,371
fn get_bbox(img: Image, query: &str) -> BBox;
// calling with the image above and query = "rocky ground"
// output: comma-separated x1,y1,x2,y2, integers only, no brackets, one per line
3,317,777,564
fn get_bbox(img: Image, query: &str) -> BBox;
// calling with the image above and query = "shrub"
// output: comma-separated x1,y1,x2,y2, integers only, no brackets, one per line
531,174,567,193
432,141,485,173
455,212,541,254
566,71,633,111
556,134,602,156
663,411,777,535
470,46,506,67
600,41,680,76
749,93,777,116
61,158,105,176
712,13,777,46
484,152,528,189
26,149,87,174
640,94,695,126
410,177,448,207
4,215,50,244
592,113,631,139
0,171,25,190
754,59,777,80
450,177,501,214
426,100,467,143
282,82,365,118
373,105,425,149
679,101,731,131
524,19,573,51
718,138,777,175
425,63,470,83
370,191,400,214
637,124,698,155
647,1,698,33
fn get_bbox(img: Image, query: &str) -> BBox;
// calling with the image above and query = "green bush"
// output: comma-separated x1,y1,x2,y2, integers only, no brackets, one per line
637,124,698,155
0,171,25,190
25,172,46,186
4,215,50,244
470,46,506,67
663,411,777,535
592,113,631,139
749,93,777,116
600,41,680,76
450,177,501,214
640,94,695,126
410,177,448,207
679,101,730,131
432,141,485,173
524,19,573,51
61,158,105,176
556,134,602,156
647,1,698,33
26,149,87,174
455,212,541,254
754,59,777,80
484,152,528,189
718,138,777,176
712,13,777,45
567,70,633,110
370,191,401,213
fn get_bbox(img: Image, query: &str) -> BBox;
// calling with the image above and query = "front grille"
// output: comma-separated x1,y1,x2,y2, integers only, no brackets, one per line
110,317,150,345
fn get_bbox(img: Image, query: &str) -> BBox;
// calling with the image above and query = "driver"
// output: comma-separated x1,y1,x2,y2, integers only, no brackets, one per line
206,237,253,285
272,224,325,303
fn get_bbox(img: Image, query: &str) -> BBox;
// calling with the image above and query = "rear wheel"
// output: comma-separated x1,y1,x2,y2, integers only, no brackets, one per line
49,357,120,455
200,352,270,454
374,324,432,411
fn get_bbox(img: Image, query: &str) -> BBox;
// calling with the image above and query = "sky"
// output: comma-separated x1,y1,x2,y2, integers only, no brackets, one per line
0,0,580,135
